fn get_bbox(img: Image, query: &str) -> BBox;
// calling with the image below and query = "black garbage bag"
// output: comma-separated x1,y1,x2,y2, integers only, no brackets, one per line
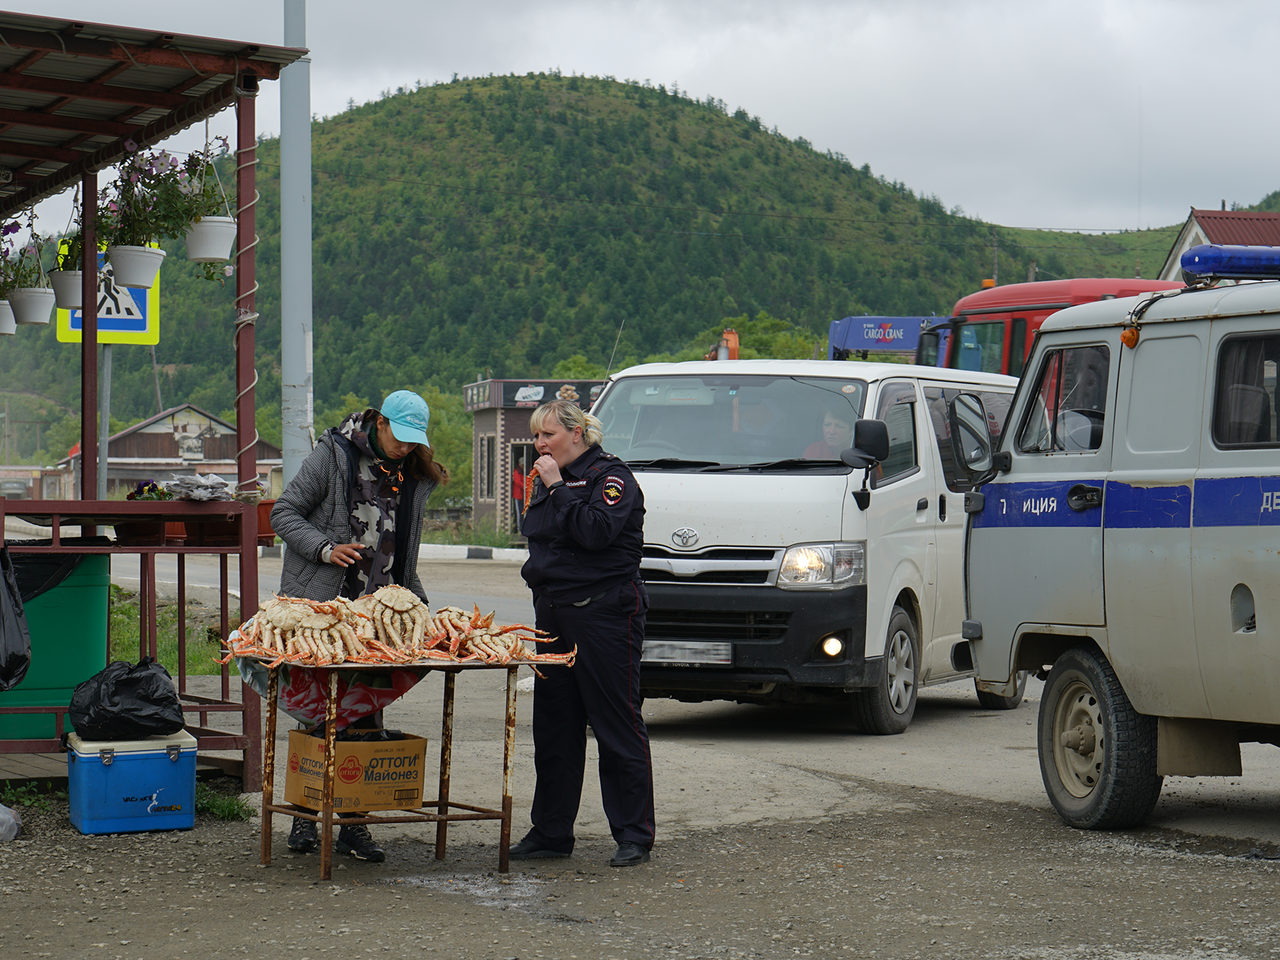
68,657,185,741
0,546,32,692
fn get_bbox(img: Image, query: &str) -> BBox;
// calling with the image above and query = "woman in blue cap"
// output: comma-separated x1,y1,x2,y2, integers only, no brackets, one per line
270,390,448,862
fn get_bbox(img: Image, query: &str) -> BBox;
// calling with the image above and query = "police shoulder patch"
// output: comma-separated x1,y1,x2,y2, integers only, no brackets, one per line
602,475,626,505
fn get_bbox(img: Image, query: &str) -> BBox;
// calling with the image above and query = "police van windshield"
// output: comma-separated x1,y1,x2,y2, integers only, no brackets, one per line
593,375,867,468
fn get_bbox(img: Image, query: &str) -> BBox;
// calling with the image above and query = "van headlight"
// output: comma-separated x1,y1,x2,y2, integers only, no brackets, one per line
778,541,866,589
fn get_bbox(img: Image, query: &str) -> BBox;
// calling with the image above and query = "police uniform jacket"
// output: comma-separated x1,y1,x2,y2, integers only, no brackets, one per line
520,444,644,605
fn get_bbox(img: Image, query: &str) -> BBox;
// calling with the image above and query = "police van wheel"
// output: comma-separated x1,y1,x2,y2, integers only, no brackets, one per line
975,671,1028,710
1038,647,1162,829
855,606,919,735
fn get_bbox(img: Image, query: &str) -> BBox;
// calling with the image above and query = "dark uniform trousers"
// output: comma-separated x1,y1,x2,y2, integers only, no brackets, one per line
527,578,656,852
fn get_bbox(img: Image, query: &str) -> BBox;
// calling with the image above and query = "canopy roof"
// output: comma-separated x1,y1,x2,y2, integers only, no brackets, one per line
0,12,306,217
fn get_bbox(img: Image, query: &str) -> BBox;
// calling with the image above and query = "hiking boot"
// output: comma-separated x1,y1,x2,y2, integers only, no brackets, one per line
287,817,318,854
336,823,385,863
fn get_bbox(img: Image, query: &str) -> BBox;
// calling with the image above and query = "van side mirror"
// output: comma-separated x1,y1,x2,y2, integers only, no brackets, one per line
947,392,996,482
842,418,889,511
916,330,940,366
841,419,889,469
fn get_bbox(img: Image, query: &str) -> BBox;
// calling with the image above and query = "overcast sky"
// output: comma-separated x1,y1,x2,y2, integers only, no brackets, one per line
11,0,1280,233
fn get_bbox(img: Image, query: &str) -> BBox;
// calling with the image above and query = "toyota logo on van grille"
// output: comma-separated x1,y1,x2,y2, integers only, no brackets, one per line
671,527,699,548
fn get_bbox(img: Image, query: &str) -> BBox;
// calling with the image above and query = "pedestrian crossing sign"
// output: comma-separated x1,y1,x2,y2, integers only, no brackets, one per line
56,250,161,345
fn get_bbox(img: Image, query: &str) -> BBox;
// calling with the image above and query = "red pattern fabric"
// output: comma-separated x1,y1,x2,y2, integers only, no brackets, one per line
275,665,425,728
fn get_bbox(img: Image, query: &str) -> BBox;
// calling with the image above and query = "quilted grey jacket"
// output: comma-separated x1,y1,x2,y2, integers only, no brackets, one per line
271,428,435,602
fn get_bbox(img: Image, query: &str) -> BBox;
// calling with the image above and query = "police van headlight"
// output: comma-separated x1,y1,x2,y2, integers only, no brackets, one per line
778,541,866,588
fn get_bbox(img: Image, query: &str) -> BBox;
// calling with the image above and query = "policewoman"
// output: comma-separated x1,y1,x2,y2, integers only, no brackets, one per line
510,398,656,867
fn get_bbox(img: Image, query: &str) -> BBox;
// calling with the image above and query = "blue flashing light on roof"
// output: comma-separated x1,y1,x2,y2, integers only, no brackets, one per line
1180,244,1280,285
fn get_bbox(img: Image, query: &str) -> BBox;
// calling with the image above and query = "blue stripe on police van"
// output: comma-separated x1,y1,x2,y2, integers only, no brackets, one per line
971,480,1105,529
1103,482,1191,529
1193,476,1280,527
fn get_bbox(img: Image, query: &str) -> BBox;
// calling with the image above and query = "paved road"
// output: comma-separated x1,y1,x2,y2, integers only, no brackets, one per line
13,515,1278,847
226,553,1280,849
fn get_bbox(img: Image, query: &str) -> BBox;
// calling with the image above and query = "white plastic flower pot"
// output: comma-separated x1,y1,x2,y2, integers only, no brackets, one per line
8,286,56,325
106,244,166,289
0,300,14,336
49,269,84,309
184,216,237,263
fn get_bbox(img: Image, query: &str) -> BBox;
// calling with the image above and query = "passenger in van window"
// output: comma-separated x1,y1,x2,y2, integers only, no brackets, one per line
803,408,855,459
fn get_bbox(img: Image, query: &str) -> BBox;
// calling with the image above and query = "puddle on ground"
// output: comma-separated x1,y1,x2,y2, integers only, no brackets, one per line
377,872,545,907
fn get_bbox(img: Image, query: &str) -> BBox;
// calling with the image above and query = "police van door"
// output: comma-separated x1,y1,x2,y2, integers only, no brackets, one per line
966,338,1115,684
1193,325,1280,722
1103,326,1208,717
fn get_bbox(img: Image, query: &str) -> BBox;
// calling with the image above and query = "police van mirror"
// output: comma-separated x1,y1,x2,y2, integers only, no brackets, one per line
947,393,994,478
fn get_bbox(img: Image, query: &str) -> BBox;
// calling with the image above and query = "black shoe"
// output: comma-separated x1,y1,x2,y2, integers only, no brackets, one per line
509,836,571,859
287,817,318,854
609,842,650,867
336,824,385,863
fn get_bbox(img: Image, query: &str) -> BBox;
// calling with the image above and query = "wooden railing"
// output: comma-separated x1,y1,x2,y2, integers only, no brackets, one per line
0,499,263,790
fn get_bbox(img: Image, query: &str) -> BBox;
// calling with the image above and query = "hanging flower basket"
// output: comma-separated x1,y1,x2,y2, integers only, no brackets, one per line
49,268,83,309
0,300,15,336
8,286,55,325
107,244,166,289
184,216,237,263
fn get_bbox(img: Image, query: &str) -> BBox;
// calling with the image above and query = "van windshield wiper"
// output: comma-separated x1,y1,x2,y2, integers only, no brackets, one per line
698,458,850,473
624,457,721,469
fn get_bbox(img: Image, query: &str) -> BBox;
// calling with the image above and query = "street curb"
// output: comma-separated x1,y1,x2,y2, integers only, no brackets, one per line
418,543,528,562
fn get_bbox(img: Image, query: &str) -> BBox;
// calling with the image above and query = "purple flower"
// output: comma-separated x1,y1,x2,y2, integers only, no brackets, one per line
124,139,138,152
1,222,19,237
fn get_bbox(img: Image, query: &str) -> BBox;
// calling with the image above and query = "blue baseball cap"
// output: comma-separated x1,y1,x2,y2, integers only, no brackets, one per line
380,390,431,448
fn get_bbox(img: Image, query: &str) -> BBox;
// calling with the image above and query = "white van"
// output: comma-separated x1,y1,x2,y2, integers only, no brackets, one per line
590,359,1018,733
950,244,1280,828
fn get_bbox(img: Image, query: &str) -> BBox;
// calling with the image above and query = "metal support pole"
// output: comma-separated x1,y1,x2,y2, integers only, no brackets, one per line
80,171,99,500
281,0,315,485
235,74,264,790
97,343,111,499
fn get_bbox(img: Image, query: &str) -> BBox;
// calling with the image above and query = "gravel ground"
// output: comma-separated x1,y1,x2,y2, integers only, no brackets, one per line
4,777,1279,959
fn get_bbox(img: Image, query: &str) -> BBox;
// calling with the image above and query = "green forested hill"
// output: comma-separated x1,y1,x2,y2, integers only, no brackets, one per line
0,73,1212,474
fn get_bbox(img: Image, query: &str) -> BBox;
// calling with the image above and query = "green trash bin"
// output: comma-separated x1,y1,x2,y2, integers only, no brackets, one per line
0,543,111,740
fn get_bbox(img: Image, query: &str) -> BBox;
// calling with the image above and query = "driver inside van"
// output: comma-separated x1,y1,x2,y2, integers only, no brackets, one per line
803,408,855,459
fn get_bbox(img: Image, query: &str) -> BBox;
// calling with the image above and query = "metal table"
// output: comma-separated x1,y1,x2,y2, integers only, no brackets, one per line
258,661,520,879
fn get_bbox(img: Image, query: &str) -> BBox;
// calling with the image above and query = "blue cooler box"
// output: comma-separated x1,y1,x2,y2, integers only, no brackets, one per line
67,730,198,834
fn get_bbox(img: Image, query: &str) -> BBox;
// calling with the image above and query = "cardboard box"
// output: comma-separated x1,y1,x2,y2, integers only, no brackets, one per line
67,731,197,834
284,730,428,812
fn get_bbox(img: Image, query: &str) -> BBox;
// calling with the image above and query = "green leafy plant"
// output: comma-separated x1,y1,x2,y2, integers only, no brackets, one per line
54,229,84,272
100,138,231,249
11,236,48,289
195,782,255,821
0,219,20,299
107,585,226,677
0,780,67,812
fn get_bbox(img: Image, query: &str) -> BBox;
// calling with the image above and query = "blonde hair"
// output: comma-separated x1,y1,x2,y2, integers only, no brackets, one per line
529,399,603,447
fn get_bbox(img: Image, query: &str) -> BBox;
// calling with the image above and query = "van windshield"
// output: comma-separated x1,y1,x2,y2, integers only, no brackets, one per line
593,374,867,468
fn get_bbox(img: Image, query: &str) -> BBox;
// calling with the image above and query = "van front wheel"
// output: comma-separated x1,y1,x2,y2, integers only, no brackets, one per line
1038,647,1162,829
855,606,919,735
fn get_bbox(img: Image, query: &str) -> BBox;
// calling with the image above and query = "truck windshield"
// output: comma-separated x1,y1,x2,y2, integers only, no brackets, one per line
593,374,867,467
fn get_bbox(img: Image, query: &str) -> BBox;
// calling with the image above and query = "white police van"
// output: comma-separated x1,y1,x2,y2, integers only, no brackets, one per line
590,359,1018,734
950,245,1280,828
